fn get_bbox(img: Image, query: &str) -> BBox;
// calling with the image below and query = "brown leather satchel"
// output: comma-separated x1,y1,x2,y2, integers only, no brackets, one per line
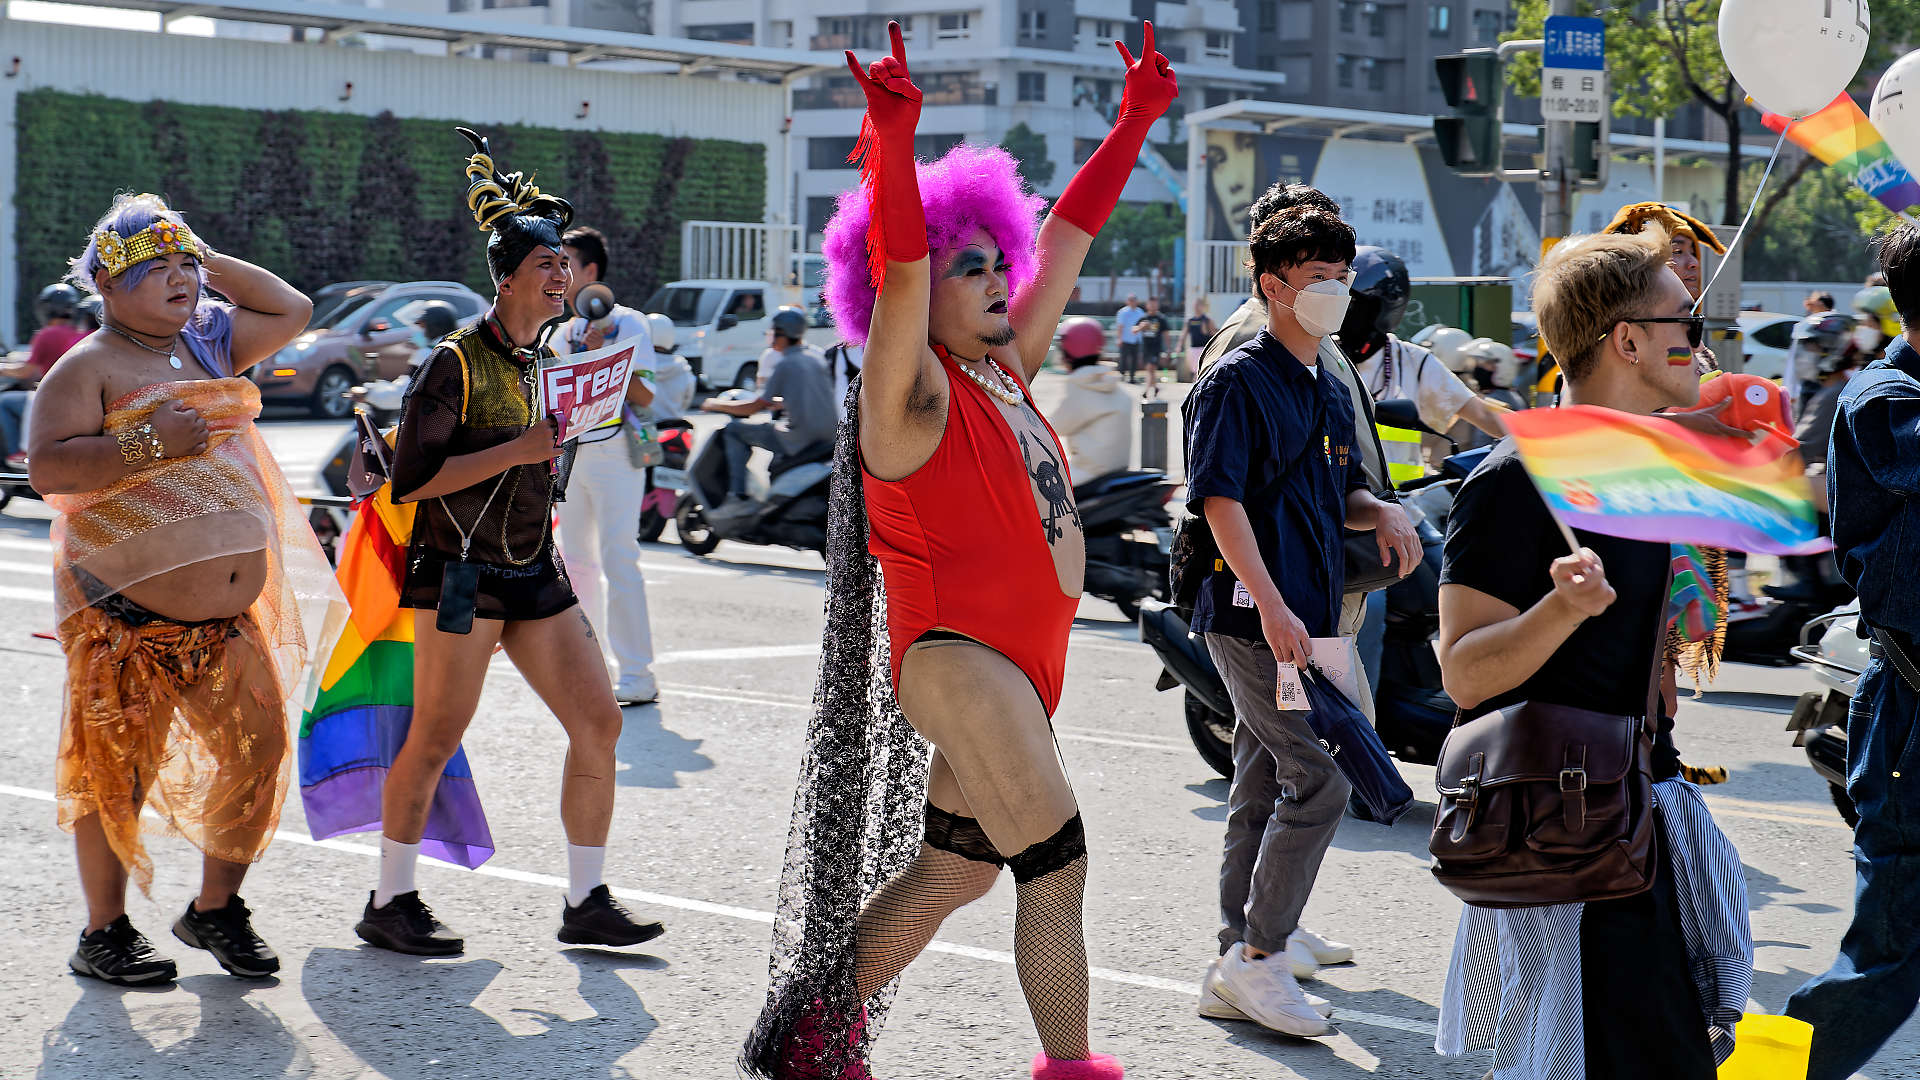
1428,575,1668,909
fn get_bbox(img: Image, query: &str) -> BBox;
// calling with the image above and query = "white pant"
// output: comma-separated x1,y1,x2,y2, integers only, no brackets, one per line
555,433,654,684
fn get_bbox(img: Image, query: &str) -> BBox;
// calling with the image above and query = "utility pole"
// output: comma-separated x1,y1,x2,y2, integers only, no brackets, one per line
1540,0,1577,249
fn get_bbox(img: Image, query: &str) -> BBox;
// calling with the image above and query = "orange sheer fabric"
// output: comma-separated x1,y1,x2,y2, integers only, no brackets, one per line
47,378,345,888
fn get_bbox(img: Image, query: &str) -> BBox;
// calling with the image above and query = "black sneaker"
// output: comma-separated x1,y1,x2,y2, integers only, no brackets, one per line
173,895,280,978
355,891,465,956
559,885,664,947
70,915,177,986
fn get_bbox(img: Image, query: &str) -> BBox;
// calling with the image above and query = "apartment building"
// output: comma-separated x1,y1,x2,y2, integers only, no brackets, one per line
1237,0,1513,116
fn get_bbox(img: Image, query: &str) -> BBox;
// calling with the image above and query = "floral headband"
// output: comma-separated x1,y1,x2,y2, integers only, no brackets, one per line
93,208,209,278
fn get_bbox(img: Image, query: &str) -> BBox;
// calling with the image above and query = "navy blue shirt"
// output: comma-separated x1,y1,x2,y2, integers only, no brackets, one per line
1183,329,1365,641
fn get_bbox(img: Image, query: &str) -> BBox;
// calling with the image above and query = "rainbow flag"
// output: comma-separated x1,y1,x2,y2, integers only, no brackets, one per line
1503,406,1833,557
297,485,494,867
1762,92,1920,217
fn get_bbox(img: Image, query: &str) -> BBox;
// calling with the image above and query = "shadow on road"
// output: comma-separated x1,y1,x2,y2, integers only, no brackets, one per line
300,947,659,1079
615,705,715,789
37,973,308,1078
1201,985,1485,1079
1689,690,1805,715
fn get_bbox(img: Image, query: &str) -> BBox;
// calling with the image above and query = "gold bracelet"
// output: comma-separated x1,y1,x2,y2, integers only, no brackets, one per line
115,422,165,466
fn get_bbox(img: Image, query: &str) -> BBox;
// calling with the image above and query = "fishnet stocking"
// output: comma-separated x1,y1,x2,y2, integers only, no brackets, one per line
853,843,1001,1001
1013,854,1091,1061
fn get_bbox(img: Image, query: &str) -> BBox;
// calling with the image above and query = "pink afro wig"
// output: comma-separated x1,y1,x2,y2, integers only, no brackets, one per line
822,143,1047,346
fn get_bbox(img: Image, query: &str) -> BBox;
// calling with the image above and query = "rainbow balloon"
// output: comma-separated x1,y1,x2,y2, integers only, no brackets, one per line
1762,92,1920,217
1502,406,1834,557
297,485,494,867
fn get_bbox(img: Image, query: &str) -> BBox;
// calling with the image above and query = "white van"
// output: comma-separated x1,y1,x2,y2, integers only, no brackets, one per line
640,278,773,391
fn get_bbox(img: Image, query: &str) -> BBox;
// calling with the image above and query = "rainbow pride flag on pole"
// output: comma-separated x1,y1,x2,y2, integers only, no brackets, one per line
297,484,494,867
1762,92,1920,218
1502,406,1833,557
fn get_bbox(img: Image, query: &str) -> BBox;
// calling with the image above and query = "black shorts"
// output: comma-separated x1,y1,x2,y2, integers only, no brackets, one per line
402,544,578,623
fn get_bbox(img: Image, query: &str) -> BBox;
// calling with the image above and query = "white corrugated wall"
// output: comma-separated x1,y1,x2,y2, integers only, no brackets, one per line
0,16,787,343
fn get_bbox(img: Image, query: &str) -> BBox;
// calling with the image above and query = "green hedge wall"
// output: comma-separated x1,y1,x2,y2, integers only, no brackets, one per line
14,89,767,330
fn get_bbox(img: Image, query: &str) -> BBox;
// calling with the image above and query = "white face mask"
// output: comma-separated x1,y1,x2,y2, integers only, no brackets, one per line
1274,275,1353,338
1853,326,1883,352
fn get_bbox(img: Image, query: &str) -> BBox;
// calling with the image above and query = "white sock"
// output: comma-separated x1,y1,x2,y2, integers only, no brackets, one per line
374,837,420,908
566,844,606,907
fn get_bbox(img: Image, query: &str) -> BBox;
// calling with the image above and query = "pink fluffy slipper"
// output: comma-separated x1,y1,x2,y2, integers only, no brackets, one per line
1031,1052,1124,1079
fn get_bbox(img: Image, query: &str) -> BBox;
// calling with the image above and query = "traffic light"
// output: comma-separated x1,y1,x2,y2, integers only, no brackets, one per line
1434,53,1503,175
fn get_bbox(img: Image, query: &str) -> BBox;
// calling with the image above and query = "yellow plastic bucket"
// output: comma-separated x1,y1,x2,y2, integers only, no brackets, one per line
1718,1013,1813,1080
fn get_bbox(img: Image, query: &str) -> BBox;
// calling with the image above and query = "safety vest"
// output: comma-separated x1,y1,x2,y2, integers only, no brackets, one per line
1370,338,1428,485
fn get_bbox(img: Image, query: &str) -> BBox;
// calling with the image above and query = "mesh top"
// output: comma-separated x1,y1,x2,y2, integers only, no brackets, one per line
391,315,556,565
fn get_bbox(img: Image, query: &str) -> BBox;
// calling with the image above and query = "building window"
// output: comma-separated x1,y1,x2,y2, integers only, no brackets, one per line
936,12,970,40
1204,30,1233,60
1019,9,1045,40
1337,2,1354,32
1336,55,1354,88
1472,9,1502,45
1365,2,1385,36
1255,53,1277,71
1364,57,1385,91
1429,4,1450,35
808,136,859,170
1096,19,1114,38
915,133,964,158
1017,71,1046,101
1258,1,1277,33
685,21,753,44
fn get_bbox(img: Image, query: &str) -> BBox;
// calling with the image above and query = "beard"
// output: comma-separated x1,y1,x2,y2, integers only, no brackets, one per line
979,324,1017,348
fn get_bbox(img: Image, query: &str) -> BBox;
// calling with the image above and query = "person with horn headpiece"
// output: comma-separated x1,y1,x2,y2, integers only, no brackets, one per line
352,128,665,956
32,192,341,986
743,20,1176,1080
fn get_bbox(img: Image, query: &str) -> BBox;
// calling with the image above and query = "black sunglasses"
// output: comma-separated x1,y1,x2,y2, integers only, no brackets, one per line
1601,314,1707,350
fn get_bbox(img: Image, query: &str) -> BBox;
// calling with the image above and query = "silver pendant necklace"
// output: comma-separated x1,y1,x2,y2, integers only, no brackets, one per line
104,322,183,370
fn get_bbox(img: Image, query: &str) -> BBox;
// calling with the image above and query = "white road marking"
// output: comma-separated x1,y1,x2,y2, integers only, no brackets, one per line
0,536,50,553
0,781,1436,1039
0,584,52,604
0,559,49,576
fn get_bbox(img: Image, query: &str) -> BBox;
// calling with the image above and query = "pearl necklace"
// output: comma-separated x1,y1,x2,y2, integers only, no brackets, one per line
947,353,1024,406
104,322,183,369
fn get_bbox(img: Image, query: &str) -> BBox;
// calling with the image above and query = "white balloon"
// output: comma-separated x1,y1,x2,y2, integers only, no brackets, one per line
1719,0,1871,118
1873,50,1920,176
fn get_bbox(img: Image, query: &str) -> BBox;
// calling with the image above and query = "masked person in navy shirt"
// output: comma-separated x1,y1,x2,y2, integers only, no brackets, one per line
1182,206,1420,1037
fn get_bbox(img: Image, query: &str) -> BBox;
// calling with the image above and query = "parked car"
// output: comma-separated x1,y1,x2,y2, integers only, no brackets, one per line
254,280,485,418
641,278,774,391
1736,311,1800,381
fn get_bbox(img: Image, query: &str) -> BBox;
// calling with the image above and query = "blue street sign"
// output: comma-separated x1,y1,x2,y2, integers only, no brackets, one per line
1543,15,1606,72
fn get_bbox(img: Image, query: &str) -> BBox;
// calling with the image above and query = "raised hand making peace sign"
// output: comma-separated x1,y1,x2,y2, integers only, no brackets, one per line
1112,21,1180,125
844,21,921,148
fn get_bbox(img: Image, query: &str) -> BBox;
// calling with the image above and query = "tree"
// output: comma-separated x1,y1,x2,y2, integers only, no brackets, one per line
1506,1,1920,226
1743,156,1897,281
1082,202,1180,277
998,122,1056,189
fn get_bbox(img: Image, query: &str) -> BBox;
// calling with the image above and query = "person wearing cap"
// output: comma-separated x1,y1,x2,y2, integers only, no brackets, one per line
1048,316,1133,482
2,284,91,466
701,305,835,505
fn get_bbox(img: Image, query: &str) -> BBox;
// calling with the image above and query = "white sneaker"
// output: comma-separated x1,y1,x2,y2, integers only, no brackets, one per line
614,672,659,705
1284,935,1320,981
1212,944,1334,1037
1200,949,1331,1020
1290,926,1355,966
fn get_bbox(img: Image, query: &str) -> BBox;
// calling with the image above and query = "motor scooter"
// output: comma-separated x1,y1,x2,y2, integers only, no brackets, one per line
638,418,694,543
674,412,832,557
1075,469,1179,621
1786,600,1868,825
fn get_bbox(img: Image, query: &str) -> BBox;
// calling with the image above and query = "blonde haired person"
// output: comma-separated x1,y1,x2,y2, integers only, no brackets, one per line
1434,228,1752,1078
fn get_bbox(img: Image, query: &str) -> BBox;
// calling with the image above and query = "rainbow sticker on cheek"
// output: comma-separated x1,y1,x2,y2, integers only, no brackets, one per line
1667,347,1694,367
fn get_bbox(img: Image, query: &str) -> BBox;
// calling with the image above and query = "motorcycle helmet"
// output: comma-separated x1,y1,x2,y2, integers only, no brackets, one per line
1415,326,1475,373
411,300,460,343
1058,316,1104,361
645,312,676,353
771,305,809,341
1336,247,1411,361
74,295,104,331
35,283,80,324
1459,337,1519,389
1853,284,1902,340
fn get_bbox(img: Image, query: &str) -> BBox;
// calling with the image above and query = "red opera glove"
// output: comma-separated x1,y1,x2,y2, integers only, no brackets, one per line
1051,20,1180,237
846,21,927,289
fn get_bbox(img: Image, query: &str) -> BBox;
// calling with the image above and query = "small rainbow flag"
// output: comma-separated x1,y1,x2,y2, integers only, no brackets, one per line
1762,92,1920,217
297,483,494,867
1503,406,1834,557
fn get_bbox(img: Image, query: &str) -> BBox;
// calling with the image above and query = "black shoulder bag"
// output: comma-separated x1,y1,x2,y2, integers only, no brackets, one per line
1340,347,1409,596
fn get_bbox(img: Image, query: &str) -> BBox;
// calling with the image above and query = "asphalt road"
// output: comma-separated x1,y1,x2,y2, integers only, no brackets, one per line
0,402,1911,1079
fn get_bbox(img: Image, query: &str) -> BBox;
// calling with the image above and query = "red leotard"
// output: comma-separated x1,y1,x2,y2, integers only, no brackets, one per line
863,350,1082,716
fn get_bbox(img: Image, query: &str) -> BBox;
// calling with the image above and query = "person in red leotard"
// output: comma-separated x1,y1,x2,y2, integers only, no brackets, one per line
745,20,1177,1080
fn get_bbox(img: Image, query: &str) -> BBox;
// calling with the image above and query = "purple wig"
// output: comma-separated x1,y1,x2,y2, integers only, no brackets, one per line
822,144,1046,346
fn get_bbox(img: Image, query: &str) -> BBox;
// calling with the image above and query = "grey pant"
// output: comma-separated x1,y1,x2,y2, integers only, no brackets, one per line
721,418,785,497
1206,632,1352,955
